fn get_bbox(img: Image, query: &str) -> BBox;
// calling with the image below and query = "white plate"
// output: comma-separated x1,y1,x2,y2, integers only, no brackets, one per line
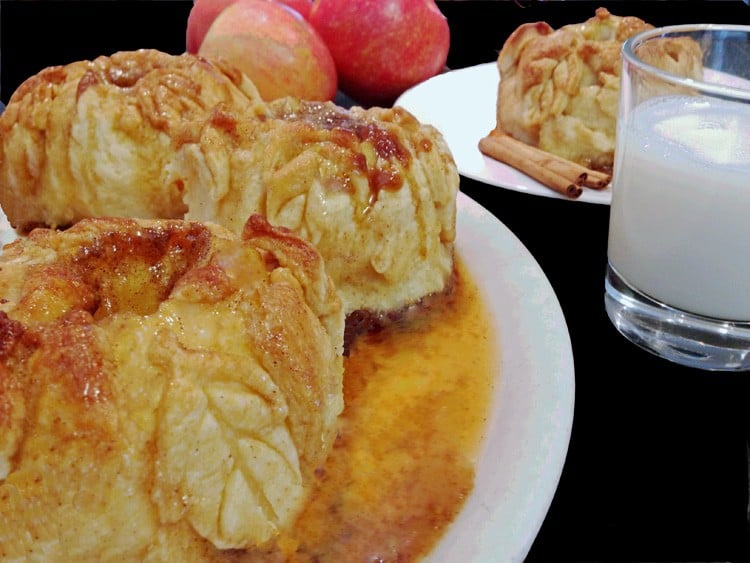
395,63,612,205
428,192,575,562
0,192,575,562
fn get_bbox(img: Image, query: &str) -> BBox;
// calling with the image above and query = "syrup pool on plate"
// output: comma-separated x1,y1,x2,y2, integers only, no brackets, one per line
608,95,750,320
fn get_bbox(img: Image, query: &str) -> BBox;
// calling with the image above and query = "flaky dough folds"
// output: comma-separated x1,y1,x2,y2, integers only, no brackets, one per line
494,8,701,172
0,49,459,318
0,215,344,560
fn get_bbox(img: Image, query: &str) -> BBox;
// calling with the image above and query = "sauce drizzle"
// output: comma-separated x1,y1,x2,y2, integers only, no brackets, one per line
249,256,497,562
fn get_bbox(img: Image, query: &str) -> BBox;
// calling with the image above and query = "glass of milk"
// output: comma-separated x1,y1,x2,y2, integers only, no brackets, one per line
605,24,750,371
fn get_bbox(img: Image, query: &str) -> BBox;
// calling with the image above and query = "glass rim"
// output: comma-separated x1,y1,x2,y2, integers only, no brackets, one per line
622,23,750,102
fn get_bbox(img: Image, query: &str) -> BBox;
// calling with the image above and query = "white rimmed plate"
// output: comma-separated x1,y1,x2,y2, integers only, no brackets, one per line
395,63,612,205
427,191,575,562
0,191,575,562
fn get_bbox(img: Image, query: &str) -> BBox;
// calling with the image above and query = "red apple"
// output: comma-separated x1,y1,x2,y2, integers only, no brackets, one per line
186,0,314,54
198,0,337,101
308,0,450,107
187,0,235,54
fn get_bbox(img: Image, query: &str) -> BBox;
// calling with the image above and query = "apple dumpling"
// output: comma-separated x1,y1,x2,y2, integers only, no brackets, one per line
0,49,459,324
495,8,654,172
0,214,344,560
0,48,266,232
179,97,459,320
495,8,705,174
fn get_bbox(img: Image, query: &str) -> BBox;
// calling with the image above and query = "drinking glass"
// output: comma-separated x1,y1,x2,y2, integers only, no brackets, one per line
605,24,750,371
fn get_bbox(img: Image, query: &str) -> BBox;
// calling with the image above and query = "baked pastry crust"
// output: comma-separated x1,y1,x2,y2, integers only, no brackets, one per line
0,214,344,559
0,50,459,318
0,49,266,232
179,98,458,317
495,8,654,172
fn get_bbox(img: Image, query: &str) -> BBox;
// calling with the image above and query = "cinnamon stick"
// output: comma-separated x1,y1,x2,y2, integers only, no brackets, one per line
478,131,612,197
478,135,581,198
582,168,612,190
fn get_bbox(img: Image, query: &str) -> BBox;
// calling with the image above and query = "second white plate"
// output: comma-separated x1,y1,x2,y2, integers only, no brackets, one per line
395,63,612,205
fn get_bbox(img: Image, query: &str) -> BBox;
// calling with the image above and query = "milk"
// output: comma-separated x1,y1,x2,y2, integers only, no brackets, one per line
607,95,750,321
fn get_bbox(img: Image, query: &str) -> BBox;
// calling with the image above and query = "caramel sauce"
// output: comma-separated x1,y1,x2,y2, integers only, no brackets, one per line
285,102,411,166
75,70,100,101
253,256,497,562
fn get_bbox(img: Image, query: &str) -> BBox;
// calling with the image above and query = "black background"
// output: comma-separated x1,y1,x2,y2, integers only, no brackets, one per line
2,2,750,561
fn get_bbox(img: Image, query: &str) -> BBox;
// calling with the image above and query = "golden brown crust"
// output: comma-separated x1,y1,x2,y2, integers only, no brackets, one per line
0,215,344,559
0,50,459,318
180,98,458,316
496,8,658,171
0,49,266,232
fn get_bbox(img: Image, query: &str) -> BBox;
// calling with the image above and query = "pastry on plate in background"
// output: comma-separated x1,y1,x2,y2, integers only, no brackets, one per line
493,8,702,173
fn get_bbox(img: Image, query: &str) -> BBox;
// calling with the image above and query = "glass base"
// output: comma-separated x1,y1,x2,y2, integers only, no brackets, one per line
604,263,750,371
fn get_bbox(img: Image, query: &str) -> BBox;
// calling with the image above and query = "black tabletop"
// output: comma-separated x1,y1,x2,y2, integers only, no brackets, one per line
2,2,750,561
